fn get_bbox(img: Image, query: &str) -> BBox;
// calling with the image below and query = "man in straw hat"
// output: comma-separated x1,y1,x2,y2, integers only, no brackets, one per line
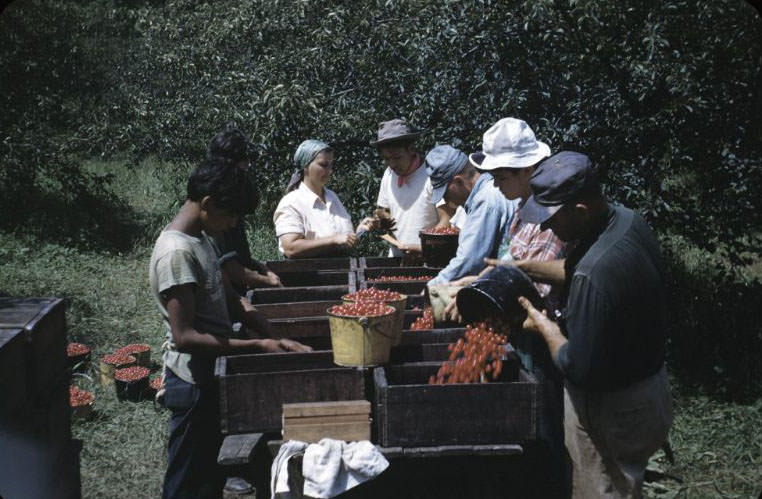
370,118,452,257
517,151,673,498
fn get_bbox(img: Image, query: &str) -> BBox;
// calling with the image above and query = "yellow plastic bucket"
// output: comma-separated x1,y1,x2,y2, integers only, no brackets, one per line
342,293,407,346
328,305,396,367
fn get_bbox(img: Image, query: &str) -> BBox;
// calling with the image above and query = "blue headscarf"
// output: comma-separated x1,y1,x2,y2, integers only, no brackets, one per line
287,139,331,192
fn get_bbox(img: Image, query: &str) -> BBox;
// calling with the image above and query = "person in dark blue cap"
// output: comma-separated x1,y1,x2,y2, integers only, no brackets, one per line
517,151,673,498
425,144,516,286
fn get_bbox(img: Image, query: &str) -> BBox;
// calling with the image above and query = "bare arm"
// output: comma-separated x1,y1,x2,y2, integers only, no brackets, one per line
166,284,286,355
222,259,282,289
435,203,455,227
279,233,356,259
484,257,566,286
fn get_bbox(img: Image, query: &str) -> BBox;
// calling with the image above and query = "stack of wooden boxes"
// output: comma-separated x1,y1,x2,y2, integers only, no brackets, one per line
0,297,81,499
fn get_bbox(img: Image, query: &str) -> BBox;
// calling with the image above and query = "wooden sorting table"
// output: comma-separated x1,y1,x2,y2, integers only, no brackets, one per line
220,256,540,497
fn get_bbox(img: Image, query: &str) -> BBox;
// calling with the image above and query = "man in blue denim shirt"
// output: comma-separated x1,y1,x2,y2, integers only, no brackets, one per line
426,145,516,286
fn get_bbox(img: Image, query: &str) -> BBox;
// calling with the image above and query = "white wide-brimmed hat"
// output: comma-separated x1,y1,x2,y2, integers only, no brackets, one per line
472,118,551,171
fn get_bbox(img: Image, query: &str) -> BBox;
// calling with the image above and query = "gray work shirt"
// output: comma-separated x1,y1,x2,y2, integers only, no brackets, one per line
555,203,666,392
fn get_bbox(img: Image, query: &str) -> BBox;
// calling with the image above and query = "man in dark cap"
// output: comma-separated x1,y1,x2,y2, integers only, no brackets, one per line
517,151,673,498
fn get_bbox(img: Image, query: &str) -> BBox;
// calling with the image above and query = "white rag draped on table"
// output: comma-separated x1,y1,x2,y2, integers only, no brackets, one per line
270,438,390,499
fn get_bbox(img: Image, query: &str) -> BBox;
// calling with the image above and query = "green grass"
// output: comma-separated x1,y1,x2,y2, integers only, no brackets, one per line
1,158,760,498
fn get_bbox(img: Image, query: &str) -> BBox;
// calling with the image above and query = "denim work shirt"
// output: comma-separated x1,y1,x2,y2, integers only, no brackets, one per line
428,173,516,285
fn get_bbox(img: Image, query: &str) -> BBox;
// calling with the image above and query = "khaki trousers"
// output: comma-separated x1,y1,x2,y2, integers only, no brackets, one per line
564,367,673,499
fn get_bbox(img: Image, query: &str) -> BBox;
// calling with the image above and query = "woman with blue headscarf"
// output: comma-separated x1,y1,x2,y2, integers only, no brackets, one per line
274,139,374,258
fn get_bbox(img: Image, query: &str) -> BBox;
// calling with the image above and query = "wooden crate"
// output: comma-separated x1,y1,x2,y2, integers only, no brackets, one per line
254,301,341,320
374,362,539,447
265,257,356,273
252,280,354,304
359,257,403,268
0,328,28,431
0,298,68,401
267,310,424,340
282,400,371,443
216,353,369,434
275,270,352,287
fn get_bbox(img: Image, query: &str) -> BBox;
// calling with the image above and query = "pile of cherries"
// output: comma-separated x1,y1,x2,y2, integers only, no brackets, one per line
422,226,460,236
69,386,95,407
428,322,507,384
329,302,395,317
367,275,434,283
344,289,404,302
115,343,150,356
67,342,90,357
150,376,164,391
410,308,434,330
102,353,136,367
114,366,151,383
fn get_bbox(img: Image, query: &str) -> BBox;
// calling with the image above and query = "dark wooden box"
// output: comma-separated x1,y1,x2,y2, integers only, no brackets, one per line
254,301,341,320
267,310,424,340
374,362,539,447
215,353,369,434
0,298,68,401
359,257,403,268
265,257,356,273
0,328,29,430
274,270,352,288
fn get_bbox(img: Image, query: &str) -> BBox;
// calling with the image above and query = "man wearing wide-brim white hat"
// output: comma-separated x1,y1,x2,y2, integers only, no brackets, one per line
445,117,569,498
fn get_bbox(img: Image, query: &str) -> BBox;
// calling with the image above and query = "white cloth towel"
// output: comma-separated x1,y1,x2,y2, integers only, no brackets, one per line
270,439,389,499
271,440,308,498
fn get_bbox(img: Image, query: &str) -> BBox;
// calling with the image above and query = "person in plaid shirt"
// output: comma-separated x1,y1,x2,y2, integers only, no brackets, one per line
445,118,569,497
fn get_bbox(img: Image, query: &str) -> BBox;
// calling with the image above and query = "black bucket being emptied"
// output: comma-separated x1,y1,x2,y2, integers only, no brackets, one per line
456,265,545,327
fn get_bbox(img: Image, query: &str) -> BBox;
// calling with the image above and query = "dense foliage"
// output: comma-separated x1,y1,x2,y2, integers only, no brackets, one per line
1,0,760,396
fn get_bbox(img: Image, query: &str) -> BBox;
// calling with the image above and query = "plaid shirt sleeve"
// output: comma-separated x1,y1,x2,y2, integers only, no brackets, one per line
508,221,566,298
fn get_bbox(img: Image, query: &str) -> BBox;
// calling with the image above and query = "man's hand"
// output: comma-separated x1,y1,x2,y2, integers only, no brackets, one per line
263,271,283,288
449,275,478,287
517,296,550,333
278,338,313,352
484,257,516,268
517,296,567,359
333,232,358,248
443,287,464,323
400,244,422,254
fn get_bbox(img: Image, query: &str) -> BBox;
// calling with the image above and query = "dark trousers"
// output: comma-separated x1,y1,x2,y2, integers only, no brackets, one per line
162,369,224,499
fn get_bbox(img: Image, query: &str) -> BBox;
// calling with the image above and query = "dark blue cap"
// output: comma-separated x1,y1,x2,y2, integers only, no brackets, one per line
519,151,600,224
424,145,469,204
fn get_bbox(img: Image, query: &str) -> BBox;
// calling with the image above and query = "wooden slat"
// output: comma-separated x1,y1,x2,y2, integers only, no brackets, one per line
283,400,370,418
378,444,523,459
283,421,370,443
254,301,340,319
252,285,349,304
266,258,352,272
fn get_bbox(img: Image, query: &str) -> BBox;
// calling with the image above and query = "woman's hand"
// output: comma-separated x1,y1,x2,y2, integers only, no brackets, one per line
357,217,379,233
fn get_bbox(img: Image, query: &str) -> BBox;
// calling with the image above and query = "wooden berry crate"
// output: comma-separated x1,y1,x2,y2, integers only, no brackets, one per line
267,309,425,340
374,362,539,447
215,352,370,434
